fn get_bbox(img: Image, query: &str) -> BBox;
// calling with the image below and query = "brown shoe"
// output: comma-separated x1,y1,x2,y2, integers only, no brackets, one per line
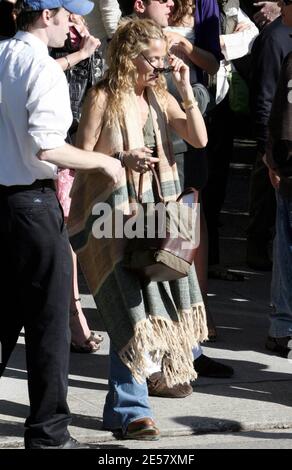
124,418,160,441
147,372,193,398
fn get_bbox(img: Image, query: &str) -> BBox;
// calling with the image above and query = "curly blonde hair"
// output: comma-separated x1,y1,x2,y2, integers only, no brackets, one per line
97,18,169,127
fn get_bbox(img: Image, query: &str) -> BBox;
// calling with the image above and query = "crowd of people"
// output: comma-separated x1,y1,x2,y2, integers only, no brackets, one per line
0,0,291,449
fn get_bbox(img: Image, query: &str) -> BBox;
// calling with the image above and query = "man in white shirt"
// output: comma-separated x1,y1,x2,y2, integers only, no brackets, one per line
0,0,122,449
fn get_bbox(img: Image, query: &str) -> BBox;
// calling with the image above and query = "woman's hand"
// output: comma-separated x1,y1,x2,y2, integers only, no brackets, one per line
122,147,159,173
169,54,191,96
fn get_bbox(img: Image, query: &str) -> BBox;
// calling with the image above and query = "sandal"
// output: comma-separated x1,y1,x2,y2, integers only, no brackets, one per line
71,331,103,353
208,265,245,282
123,418,160,441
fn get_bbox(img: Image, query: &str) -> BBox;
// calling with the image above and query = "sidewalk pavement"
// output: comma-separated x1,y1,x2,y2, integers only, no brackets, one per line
1,264,292,449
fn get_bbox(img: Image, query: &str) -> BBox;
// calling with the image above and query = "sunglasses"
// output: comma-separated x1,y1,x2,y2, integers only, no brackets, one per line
152,0,170,3
141,53,174,74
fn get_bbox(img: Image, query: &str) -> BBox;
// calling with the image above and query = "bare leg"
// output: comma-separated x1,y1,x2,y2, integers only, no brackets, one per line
69,246,103,352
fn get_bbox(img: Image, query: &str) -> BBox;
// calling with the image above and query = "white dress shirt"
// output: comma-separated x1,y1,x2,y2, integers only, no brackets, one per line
0,32,72,186
216,8,259,104
221,8,259,62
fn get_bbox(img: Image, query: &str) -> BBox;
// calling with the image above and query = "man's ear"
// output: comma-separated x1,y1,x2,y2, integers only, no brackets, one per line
134,0,146,15
41,8,52,26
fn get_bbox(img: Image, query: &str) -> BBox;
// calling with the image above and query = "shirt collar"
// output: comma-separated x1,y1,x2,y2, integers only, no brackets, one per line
14,31,49,56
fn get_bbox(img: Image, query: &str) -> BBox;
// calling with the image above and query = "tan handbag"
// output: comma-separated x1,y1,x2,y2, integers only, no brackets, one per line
124,167,199,282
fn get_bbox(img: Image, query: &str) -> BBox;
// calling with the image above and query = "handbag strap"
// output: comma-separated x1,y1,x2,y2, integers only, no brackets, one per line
176,187,199,204
138,173,198,205
138,166,164,204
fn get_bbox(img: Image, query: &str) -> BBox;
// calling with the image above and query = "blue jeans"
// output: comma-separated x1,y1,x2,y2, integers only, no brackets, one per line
103,347,153,433
270,191,292,337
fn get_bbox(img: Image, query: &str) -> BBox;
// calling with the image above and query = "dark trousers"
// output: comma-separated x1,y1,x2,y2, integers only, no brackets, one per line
202,95,234,265
175,146,208,192
247,149,276,243
0,181,73,447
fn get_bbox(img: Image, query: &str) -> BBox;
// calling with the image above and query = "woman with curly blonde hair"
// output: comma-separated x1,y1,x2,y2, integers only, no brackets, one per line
68,18,208,440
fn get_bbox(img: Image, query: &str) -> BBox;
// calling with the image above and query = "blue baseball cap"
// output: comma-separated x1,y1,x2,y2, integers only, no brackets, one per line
23,1,94,16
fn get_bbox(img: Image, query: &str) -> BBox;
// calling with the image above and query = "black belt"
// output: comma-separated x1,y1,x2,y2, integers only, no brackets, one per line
0,179,56,193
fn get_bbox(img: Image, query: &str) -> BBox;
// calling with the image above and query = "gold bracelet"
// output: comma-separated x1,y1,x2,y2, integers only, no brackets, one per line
64,55,71,70
181,98,198,110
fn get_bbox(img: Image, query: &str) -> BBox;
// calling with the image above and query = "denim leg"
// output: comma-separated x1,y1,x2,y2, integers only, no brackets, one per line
103,347,153,433
192,343,203,360
270,192,292,337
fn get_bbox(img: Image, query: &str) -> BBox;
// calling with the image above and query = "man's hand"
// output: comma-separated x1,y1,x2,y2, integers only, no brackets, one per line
253,2,281,28
164,31,187,54
268,167,280,189
234,22,253,33
263,153,281,189
220,23,252,48
99,156,124,185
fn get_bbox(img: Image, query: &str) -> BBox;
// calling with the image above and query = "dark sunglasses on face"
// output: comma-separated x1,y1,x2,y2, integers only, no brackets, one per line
141,53,174,74
152,0,170,3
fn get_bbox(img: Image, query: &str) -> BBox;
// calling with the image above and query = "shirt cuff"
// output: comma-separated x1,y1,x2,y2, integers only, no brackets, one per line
31,133,66,151
221,33,254,61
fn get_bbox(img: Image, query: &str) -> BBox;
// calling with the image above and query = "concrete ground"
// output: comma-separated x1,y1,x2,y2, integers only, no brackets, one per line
1,138,292,450
1,266,292,449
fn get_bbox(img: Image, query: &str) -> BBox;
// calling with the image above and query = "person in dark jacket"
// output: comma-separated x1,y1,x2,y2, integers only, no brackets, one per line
0,0,16,39
202,0,258,280
247,15,292,270
264,0,292,357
